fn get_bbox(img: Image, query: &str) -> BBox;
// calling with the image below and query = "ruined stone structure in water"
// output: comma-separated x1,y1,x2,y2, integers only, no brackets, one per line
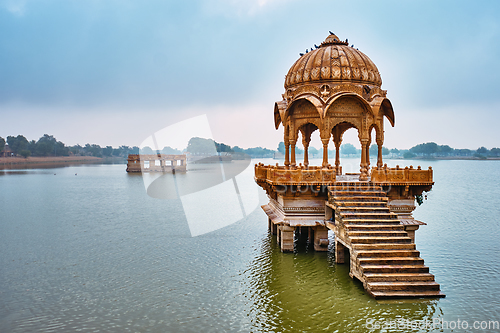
254,33,445,299
126,154,186,173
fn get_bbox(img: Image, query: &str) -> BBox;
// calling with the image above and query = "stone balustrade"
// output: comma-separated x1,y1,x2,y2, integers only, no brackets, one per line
370,164,433,184
254,163,336,185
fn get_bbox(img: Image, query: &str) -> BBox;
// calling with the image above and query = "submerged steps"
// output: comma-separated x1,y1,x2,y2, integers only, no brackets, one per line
328,182,445,299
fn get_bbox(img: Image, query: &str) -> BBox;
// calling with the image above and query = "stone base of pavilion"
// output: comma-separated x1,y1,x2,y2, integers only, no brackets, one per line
255,162,434,253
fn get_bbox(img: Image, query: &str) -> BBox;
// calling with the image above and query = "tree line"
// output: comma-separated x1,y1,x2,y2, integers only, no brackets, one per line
276,141,500,159
0,134,140,158
2,134,498,159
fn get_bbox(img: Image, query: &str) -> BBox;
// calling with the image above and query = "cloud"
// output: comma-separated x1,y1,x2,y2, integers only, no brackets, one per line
3,0,26,16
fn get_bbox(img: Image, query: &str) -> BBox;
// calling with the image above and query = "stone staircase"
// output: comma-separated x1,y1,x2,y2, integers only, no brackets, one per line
328,182,445,299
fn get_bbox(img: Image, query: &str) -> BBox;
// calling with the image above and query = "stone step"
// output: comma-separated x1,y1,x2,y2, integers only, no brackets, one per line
364,272,435,282
348,230,408,237
352,243,416,251
342,219,401,225
330,183,382,190
356,249,420,258
331,190,386,197
346,224,405,231
337,206,391,213
367,281,440,291
358,257,425,266
369,290,445,299
350,236,412,244
333,196,388,202
340,212,398,219
361,264,430,274
333,201,387,207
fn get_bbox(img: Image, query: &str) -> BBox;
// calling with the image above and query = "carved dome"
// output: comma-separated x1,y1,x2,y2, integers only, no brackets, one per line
284,34,382,89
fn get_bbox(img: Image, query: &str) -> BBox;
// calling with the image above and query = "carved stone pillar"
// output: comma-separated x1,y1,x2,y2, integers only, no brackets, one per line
377,139,383,168
321,138,329,167
360,141,368,181
302,134,311,168
366,139,371,171
290,140,296,167
280,225,295,252
285,142,290,167
314,226,329,252
335,239,346,263
303,142,309,168
335,141,341,175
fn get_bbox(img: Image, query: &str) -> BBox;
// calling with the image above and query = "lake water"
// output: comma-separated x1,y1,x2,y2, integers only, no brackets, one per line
0,158,499,332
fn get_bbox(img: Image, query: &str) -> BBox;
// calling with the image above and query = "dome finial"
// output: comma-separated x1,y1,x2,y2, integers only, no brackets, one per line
321,32,348,47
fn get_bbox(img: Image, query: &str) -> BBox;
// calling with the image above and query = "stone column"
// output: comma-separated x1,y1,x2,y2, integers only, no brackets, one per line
280,225,295,252
321,138,329,167
360,141,368,181
335,140,341,175
303,142,309,168
290,140,296,167
314,226,329,251
366,139,371,171
285,142,290,167
335,239,345,263
377,139,383,168
302,129,312,168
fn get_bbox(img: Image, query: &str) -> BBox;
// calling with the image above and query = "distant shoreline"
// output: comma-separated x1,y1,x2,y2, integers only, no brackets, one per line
0,156,125,169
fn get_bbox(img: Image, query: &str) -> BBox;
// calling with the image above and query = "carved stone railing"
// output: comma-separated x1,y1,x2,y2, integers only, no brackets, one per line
255,163,336,185
370,165,433,184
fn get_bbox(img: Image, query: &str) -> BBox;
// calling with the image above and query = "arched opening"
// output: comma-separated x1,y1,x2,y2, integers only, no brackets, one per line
297,123,319,168
331,121,358,175
325,95,371,177
285,98,322,167
381,99,395,127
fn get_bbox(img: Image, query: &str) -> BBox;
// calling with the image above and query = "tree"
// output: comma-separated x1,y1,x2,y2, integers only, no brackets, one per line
454,148,472,156
70,144,83,155
382,147,390,155
410,142,439,156
35,134,57,156
216,142,233,153
0,137,5,152
341,143,357,156
231,146,244,153
476,147,489,155
277,142,285,154
390,148,400,155
102,146,114,157
244,147,274,157
84,144,103,157
404,151,416,159
161,146,181,154
19,150,31,158
490,148,500,157
140,146,155,155
308,147,319,157
186,137,217,155
439,145,453,156
369,144,378,156
7,135,29,154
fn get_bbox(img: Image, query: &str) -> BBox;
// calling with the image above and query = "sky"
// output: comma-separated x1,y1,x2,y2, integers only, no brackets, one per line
1,0,500,150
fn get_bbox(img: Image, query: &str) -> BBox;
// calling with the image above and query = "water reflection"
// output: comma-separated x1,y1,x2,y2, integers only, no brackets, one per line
242,232,443,332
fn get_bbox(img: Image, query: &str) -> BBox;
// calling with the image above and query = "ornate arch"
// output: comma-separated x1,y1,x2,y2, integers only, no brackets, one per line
324,93,374,119
285,95,323,120
370,96,395,127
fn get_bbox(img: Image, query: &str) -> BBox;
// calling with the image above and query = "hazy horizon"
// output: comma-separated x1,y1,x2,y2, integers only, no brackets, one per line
1,0,499,150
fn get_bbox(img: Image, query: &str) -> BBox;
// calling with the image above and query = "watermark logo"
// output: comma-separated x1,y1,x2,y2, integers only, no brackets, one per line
138,115,259,237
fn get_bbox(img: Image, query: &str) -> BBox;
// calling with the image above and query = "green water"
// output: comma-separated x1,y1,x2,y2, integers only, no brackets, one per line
0,158,499,332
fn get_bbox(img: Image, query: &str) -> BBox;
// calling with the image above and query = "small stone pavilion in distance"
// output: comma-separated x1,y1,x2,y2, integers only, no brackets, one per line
254,33,445,299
